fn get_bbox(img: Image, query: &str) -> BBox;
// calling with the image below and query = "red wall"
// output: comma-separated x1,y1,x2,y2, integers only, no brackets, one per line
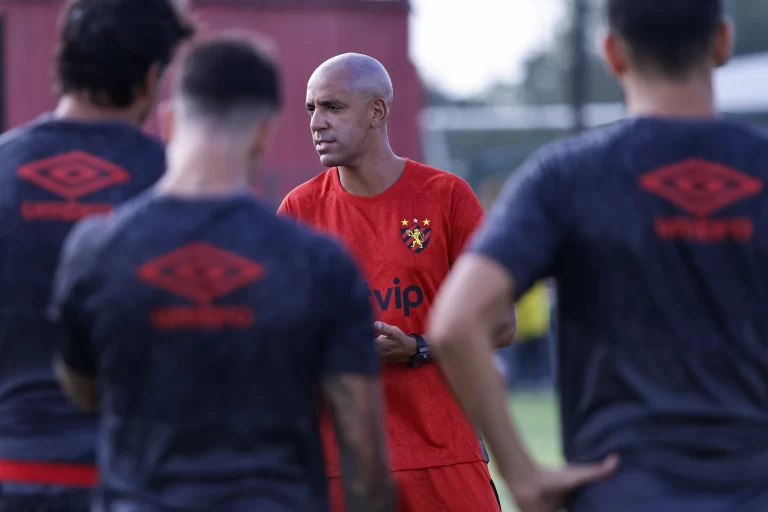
0,3,61,128
0,1,422,202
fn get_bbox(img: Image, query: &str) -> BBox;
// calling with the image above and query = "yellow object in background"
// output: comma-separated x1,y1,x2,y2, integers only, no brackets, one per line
514,281,551,342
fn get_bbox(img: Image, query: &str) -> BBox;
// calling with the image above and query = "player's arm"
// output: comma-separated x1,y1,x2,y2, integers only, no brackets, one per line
447,176,517,349
428,155,617,510
322,375,393,512
48,219,103,414
429,256,531,477
318,241,395,512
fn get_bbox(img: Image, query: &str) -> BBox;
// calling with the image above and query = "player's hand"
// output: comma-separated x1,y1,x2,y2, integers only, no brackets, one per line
374,322,417,364
509,455,619,512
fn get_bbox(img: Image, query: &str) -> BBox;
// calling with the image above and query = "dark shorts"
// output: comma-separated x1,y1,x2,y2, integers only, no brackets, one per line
569,467,768,512
0,483,90,512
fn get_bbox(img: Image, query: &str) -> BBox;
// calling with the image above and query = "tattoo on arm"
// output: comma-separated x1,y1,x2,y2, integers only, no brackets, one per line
322,375,395,512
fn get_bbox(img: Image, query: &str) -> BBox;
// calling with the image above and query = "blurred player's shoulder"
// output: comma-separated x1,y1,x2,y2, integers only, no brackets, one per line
279,168,336,215
0,115,165,195
715,116,768,145
61,191,158,267
505,117,768,206
537,120,633,165
541,117,768,168
508,119,650,187
0,117,48,158
0,114,163,153
60,214,114,264
0,121,34,148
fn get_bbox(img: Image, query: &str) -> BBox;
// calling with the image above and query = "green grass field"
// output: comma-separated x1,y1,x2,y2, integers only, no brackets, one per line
489,391,561,511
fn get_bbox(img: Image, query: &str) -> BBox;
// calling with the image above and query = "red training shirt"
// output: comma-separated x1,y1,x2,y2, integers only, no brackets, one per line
278,159,485,474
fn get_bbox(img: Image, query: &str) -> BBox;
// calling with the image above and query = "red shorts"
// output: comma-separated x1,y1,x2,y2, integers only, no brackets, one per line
328,461,501,512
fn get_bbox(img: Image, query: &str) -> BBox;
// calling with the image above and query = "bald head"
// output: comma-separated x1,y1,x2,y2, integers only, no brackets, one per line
306,53,395,168
309,53,393,108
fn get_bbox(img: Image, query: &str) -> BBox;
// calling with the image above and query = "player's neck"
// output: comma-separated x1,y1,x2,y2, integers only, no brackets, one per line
624,74,718,118
54,95,144,126
157,138,251,198
337,146,406,197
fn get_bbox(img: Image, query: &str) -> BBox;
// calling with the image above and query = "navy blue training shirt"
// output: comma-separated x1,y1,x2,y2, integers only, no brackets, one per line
0,115,164,471
48,191,378,511
471,117,768,507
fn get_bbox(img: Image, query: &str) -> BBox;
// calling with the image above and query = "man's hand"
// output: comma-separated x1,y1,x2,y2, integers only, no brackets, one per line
510,456,619,512
374,322,417,364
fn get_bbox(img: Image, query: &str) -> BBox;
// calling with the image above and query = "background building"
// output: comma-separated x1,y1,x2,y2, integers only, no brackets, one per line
0,0,423,204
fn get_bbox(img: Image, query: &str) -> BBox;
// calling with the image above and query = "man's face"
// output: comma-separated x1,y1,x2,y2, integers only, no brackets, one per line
306,68,371,168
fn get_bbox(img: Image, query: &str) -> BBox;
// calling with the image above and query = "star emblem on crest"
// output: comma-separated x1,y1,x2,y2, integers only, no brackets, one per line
399,217,433,254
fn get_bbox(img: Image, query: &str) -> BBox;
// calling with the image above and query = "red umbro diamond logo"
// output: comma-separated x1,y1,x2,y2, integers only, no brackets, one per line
138,242,264,304
18,151,130,200
639,158,762,217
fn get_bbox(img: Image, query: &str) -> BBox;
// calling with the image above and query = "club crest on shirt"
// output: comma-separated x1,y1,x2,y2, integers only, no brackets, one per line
400,218,432,254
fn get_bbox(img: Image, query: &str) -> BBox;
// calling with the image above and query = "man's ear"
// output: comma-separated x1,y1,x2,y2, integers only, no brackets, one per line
602,31,631,78
370,98,388,129
712,18,733,68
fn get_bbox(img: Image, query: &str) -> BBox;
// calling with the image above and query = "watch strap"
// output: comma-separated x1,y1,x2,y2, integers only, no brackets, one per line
407,333,430,368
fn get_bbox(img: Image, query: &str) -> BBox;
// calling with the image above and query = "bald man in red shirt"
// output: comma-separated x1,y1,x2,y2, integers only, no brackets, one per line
278,53,515,512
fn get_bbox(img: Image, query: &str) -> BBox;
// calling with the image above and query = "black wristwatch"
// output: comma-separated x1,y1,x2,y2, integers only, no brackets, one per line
407,334,430,368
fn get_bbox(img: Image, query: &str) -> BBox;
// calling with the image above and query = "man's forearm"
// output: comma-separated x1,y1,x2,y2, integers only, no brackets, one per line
421,333,507,363
433,331,536,488
324,375,396,512
338,450,396,512
424,306,516,358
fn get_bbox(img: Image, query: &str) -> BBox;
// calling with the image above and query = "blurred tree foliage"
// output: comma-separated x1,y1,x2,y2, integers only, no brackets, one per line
726,0,768,55
519,0,768,104
422,0,768,106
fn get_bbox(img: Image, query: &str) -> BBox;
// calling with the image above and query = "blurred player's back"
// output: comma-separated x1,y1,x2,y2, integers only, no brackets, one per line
428,1,768,510
63,192,379,511
0,116,164,463
540,116,768,507
0,0,193,509
49,35,394,512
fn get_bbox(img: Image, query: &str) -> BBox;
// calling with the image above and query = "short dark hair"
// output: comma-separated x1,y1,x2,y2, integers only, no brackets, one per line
175,33,282,122
606,0,724,77
55,0,196,108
